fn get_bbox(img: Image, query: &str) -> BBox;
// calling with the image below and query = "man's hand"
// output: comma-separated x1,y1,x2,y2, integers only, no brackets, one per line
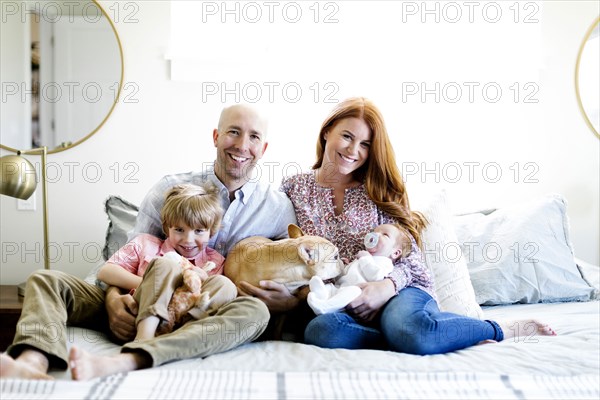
345,279,395,322
239,280,307,313
105,286,138,342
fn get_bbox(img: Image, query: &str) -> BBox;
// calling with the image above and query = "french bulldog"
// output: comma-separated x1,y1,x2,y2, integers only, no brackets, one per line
224,224,345,294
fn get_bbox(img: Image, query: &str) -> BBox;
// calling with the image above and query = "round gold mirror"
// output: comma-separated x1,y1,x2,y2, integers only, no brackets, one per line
575,16,600,139
0,0,123,154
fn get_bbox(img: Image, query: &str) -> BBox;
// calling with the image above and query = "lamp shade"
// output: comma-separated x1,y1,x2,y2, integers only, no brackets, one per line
0,154,38,200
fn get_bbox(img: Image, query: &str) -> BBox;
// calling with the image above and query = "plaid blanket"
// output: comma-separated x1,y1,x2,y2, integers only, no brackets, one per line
2,370,598,399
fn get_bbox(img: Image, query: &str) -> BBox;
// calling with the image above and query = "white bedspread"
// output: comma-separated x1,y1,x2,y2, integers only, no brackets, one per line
2,300,597,399
57,300,600,376
2,370,599,399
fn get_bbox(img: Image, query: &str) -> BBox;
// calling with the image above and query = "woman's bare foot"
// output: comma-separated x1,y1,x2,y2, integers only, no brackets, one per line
0,352,52,380
69,346,150,381
499,319,557,341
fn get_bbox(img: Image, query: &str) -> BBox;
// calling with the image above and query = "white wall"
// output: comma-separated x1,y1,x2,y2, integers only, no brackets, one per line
1,0,598,285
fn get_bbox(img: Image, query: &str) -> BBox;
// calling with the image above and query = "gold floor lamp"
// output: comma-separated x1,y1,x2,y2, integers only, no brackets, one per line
0,147,50,296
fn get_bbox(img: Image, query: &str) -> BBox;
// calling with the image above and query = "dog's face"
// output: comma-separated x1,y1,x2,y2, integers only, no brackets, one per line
288,225,344,282
288,238,343,281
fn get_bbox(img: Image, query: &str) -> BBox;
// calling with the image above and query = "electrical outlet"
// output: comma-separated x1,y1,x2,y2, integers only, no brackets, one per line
17,195,36,211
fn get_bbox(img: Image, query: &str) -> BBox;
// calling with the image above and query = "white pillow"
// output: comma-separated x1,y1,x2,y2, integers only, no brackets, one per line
85,196,139,289
418,190,484,319
575,257,600,299
102,195,139,260
453,194,595,305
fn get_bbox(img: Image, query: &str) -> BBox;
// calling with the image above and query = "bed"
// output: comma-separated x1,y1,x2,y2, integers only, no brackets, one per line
1,191,599,399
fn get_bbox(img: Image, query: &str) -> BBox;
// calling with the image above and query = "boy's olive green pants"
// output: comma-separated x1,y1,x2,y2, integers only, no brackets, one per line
7,259,269,370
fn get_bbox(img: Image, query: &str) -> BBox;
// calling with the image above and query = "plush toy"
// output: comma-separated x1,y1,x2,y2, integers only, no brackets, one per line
156,252,216,335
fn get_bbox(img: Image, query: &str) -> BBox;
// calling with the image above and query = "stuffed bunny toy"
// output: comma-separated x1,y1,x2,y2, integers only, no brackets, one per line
156,252,217,335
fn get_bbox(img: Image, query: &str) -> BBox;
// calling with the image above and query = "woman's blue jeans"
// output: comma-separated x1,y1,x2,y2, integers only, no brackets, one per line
304,287,503,355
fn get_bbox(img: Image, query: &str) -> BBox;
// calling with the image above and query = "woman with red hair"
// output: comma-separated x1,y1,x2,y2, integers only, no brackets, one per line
246,97,555,354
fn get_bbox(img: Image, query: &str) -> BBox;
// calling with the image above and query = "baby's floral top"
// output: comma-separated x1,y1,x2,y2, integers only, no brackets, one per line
281,171,434,296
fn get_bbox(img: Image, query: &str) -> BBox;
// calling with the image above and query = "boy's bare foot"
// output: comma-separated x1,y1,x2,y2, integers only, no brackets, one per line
0,352,52,380
69,346,147,381
499,319,557,341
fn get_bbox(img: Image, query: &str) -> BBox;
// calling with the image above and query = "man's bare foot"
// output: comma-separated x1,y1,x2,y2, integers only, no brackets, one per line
499,319,557,341
0,353,52,380
69,346,146,381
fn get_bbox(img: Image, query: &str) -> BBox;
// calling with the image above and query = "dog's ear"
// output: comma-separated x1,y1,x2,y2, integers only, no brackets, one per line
297,243,317,266
288,224,305,239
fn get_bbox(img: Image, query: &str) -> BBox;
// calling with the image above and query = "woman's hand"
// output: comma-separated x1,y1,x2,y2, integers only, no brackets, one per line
345,279,396,322
238,280,306,313
105,286,138,342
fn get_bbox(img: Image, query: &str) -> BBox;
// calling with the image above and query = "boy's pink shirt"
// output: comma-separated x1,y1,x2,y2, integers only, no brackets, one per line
107,233,225,277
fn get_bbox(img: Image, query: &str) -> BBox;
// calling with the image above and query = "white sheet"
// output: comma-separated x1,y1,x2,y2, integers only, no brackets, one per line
1,293,597,399
46,299,599,380
160,300,600,376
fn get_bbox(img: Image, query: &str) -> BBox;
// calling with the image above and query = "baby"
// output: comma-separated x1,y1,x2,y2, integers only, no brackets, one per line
308,223,412,315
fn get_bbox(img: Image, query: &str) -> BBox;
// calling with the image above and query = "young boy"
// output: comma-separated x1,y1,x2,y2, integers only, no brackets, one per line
69,183,237,378
308,223,412,315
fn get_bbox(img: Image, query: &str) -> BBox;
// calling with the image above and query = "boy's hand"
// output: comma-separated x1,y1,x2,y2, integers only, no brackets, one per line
105,286,137,342
191,266,209,281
